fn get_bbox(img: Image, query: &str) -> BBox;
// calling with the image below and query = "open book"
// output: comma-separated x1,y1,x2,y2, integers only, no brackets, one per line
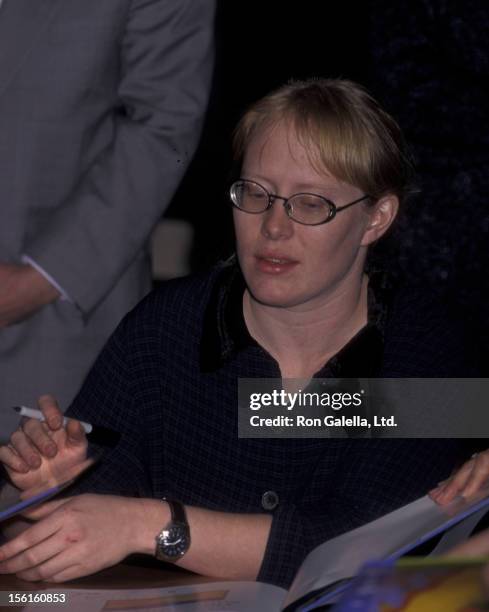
283,487,489,611
27,487,489,612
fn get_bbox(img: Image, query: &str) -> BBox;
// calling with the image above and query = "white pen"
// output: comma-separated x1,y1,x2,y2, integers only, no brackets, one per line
14,405,92,433
12,406,120,447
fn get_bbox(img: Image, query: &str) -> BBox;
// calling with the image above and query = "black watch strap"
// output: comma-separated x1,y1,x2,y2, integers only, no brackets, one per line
162,497,187,523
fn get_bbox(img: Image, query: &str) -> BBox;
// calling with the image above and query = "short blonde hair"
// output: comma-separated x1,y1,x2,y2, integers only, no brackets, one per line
233,78,415,203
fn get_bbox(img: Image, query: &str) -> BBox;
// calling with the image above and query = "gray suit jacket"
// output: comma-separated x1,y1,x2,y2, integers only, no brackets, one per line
0,0,214,438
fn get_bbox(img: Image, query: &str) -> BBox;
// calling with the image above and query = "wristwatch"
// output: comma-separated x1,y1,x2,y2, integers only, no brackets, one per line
154,498,191,562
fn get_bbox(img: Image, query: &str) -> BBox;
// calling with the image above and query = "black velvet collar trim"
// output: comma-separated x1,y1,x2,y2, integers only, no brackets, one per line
200,258,394,377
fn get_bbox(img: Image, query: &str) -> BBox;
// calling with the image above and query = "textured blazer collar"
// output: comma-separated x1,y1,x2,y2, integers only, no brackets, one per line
0,0,62,100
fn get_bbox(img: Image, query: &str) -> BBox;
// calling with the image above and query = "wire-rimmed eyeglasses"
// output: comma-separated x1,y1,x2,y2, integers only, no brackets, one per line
229,179,371,226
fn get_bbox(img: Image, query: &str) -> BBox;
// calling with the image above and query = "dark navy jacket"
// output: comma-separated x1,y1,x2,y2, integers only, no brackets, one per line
67,263,471,587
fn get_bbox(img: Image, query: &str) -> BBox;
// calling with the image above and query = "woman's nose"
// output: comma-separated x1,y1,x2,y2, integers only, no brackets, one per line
261,199,294,240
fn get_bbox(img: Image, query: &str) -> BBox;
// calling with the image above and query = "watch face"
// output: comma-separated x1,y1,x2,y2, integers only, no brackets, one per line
159,524,190,560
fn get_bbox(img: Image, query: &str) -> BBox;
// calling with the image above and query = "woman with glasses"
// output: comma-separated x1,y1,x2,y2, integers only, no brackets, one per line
0,79,477,587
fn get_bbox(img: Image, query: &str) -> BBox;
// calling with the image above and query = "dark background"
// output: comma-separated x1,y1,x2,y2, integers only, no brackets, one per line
166,0,489,368
168,1,369,267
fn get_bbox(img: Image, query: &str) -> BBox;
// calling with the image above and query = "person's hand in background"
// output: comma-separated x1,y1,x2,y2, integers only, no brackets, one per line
430,450,489,505
0,263,59,327
0,395,89,495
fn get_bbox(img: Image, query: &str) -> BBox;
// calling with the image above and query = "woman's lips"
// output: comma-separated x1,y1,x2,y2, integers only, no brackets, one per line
255,254,299,274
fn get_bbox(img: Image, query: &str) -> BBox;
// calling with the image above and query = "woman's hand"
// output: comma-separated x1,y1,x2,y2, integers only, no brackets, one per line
429,450,489,505
0,395,88,495
0,494,152,582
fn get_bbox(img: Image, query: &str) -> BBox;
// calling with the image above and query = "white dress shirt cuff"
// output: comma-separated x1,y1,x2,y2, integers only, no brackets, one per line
21,255,73,303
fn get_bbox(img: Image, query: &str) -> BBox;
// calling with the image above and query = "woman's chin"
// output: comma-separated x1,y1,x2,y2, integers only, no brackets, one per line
247,286,304,309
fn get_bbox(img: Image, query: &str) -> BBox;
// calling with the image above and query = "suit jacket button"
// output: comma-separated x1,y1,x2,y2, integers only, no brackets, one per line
261,490,279,511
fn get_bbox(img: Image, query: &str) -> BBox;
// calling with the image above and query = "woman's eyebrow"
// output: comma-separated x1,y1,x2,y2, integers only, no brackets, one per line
240,174,342,196
294,184,341,195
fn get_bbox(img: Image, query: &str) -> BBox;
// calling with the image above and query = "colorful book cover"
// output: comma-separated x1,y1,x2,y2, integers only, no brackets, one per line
332,557,489,612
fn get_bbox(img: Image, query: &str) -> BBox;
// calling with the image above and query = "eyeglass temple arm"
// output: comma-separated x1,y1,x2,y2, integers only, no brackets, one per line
335,194,372,212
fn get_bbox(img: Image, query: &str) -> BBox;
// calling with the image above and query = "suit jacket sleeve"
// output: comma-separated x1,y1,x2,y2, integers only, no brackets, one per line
24,0,215,314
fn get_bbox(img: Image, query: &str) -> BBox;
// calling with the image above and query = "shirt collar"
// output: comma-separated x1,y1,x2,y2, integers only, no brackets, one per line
200,258,392,377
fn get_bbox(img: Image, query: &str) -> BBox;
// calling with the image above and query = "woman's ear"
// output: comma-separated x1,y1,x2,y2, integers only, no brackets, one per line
361,194,399,246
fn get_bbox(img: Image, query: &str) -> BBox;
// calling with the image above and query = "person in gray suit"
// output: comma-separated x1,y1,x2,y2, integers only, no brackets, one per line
0,0,215,439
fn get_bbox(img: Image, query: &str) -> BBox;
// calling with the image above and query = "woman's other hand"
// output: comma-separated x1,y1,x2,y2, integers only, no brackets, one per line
0,395,88,494
429,450,489,505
